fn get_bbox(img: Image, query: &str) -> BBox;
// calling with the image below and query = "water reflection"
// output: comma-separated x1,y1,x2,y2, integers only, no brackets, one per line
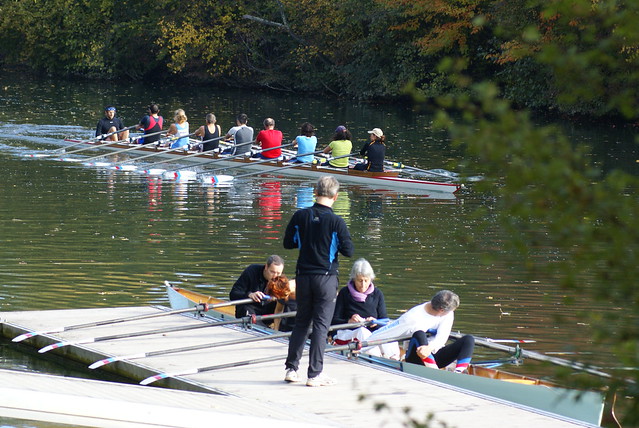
257,181,283,240
295,185,314,208
147,176,163,212
332,190,351,224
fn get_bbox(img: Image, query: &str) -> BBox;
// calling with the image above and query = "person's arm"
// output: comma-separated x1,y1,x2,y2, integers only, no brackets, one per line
428,313,454,353
360,142,369,157
283,211,301,249
95,120,102,137
194,125,205,138
336,218,354,258
323,144,332,154
376,290,388,320
272,301,284,330
331,288,349,325
229,267,253,301
166,123,177,137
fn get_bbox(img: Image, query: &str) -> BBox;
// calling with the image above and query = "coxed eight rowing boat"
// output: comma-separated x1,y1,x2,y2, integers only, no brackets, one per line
59,138,461,196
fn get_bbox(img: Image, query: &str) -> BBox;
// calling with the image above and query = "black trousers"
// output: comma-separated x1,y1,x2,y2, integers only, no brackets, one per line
405,330,475,368
285,274,338,377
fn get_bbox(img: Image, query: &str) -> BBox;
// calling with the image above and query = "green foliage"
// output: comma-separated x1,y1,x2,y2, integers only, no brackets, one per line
430,0,639,423
0,0,638,114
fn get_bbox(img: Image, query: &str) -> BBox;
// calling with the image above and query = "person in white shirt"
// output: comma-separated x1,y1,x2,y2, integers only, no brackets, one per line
365,290,474,372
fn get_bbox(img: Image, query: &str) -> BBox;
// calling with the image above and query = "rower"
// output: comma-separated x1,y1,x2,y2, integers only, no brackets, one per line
223,113,254,155
95,106,129,142
352,127,386,172
136,103,163,145
366,290,475,372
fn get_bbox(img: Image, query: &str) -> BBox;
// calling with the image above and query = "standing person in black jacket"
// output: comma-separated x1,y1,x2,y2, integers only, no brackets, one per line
282,175,354,387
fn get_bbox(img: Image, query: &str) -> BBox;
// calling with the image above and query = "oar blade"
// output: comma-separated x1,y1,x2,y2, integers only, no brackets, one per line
140,368,197,386
111,164,138,171
12,332,39,343
144,168,166,176
38,341,73,354
89,357,122,370
162,170,198,181
89,352,145,370
12,327,64,343
201,174,234,185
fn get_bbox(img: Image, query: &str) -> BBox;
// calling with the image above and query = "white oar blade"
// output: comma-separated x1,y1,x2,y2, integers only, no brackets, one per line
111,164,138,171
38,341,73,354
87,161,111,167
144,168,166,176
12,327,64,343
140,368,197,386
162,171,198,181
89,352,145,370
200,174,234,185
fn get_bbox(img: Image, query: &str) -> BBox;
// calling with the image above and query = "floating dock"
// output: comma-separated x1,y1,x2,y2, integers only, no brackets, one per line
0,307,600,427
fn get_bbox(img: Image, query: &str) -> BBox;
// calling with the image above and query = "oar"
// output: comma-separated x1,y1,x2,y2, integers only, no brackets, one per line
139,333,412,385
55,125,138,153
78,131,168,163
156,141,291,182
384,161,459,180
12,295,260,343
38,310,295,354
231,151,355,179
138,137,226,171
89,319,388,370
451,332,613,379
211,142,296,173
109,132,199,168
53,136,133,158
142,139,257,173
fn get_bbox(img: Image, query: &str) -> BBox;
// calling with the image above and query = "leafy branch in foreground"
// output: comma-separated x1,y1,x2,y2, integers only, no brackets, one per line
429,14,639,425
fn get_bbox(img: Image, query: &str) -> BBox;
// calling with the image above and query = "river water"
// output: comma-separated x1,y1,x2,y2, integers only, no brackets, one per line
0,70,637,413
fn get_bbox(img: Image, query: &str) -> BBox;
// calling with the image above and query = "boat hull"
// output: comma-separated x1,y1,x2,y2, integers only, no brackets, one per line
61,139,460,196
166,284,604,426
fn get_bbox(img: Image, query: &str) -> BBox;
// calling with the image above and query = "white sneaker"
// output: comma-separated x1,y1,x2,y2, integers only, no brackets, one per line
284,369,299,383
306,373,336,387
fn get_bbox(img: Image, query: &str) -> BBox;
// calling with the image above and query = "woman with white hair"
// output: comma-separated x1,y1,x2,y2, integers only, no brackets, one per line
331,258,391,357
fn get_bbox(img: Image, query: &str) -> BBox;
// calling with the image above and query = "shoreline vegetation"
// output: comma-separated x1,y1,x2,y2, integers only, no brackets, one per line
0,0,637,122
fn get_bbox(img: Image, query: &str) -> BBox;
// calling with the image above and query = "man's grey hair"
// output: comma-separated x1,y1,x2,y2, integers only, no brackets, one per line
316,175,339,198
431,290,460,312
350,258,376,280
266,254,284,267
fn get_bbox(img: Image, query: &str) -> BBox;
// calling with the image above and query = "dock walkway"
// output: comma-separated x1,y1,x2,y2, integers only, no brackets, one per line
1,306,598,428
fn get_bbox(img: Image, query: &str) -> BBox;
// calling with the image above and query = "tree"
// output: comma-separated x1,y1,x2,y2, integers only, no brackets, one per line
424,0,639,423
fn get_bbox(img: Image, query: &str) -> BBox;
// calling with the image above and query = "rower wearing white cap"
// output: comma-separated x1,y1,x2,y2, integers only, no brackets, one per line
352,127,386,172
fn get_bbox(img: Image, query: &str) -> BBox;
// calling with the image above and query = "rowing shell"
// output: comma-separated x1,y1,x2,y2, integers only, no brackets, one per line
166,284,605,426
59,139,460,196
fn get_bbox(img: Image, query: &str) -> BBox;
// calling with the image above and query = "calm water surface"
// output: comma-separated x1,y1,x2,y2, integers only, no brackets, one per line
0,72,637,405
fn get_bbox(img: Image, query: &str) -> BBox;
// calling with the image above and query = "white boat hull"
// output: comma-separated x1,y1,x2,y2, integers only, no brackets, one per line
59,139,460,197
